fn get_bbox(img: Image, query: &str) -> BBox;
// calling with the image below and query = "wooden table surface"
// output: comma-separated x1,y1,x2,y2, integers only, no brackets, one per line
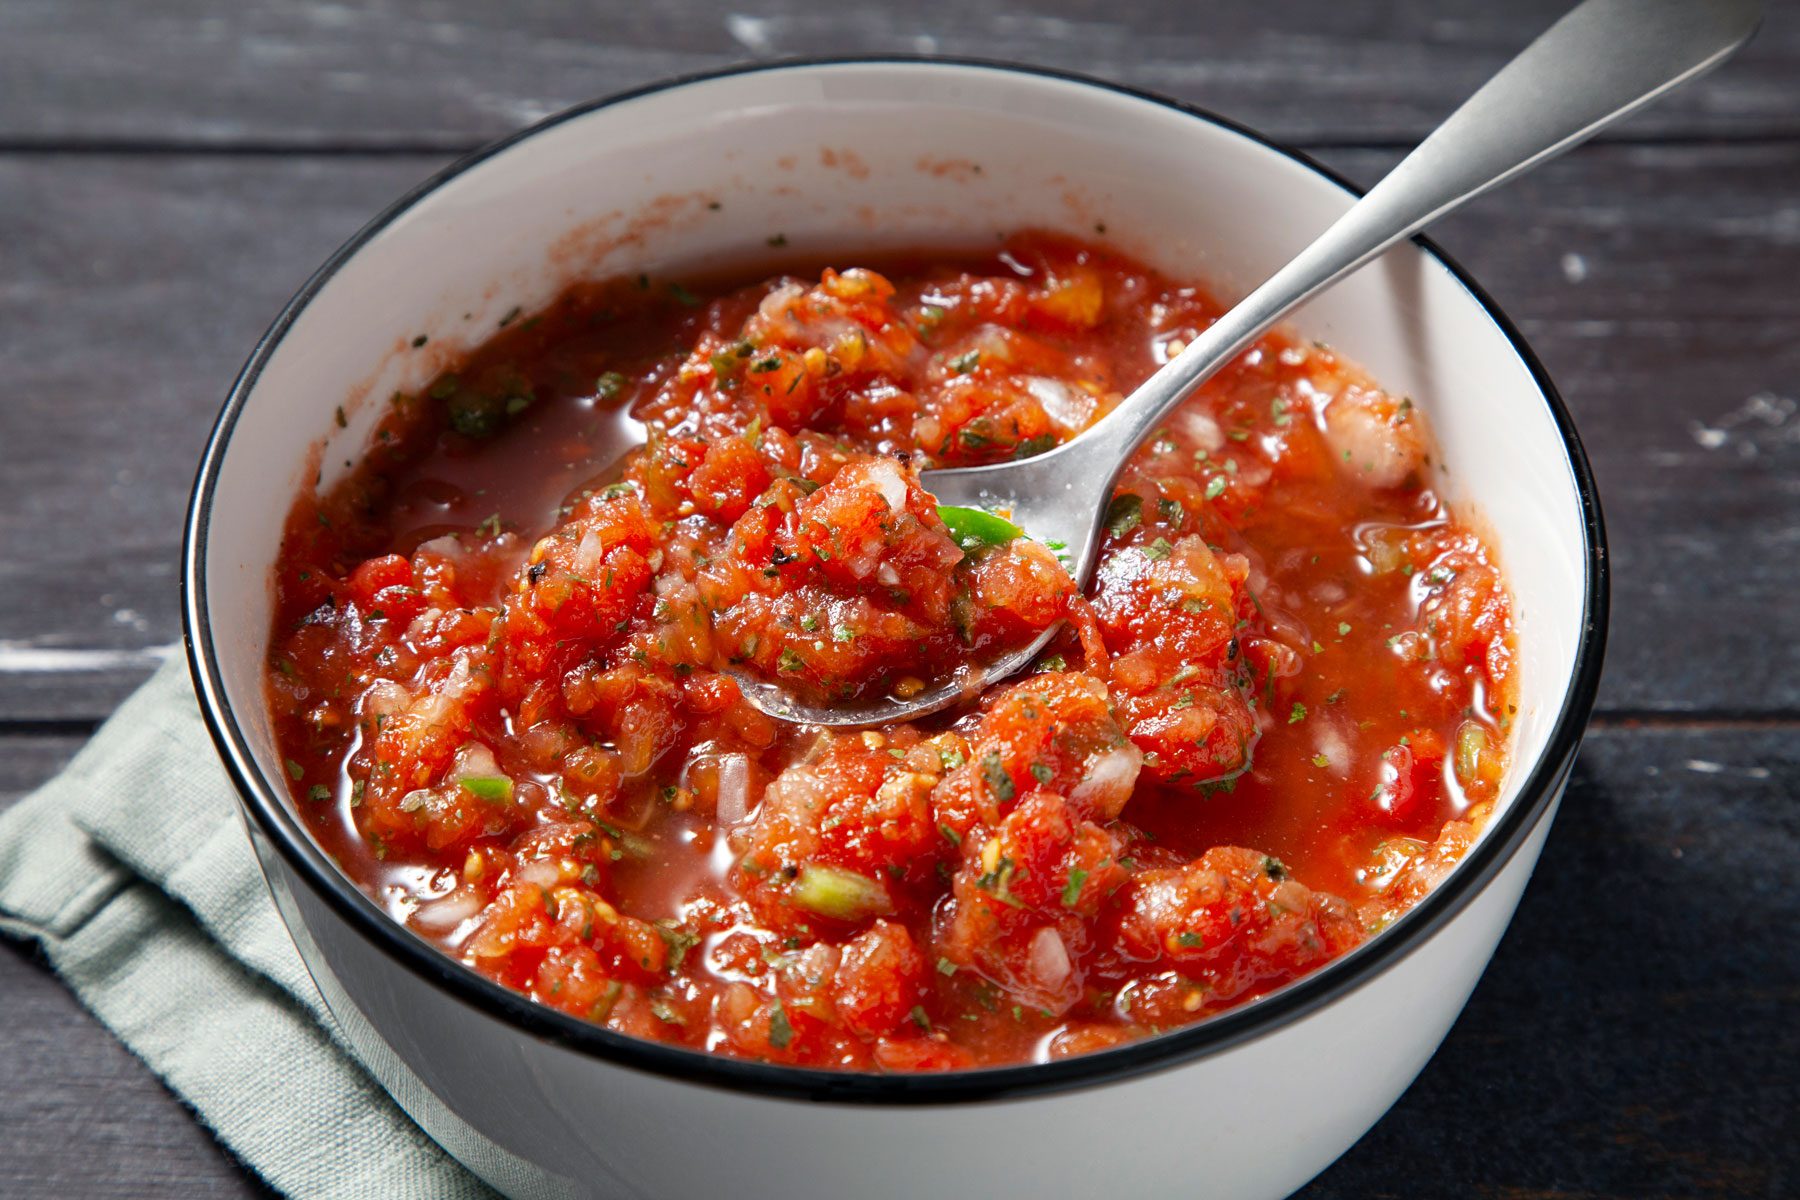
3,2,1796,1196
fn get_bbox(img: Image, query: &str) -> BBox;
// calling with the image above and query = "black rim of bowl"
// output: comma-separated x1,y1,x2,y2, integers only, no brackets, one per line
183,57,1610,1105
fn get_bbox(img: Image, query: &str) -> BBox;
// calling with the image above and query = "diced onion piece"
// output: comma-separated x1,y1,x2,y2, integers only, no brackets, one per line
411,657,475,728
448,742,502,782
516,860,560,889
1069,744,1143,820
574,527,604,576
1174,409,1225,452
1028,926,1073,993
406,607,444,641
413,890,484,931
756,282,804,322
715,753,751,826
1362,527,1408,575
1323,385,1427,489
1023,376,1088,433
362,679,412,720
1314,724,1350,777
790,865,893,922
866,458,909,512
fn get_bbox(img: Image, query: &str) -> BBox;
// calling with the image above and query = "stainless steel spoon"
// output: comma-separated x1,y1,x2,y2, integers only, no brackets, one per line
733,0,1761,727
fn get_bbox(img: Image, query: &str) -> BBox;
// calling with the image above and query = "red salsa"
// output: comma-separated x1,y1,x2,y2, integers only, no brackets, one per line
267,233,1514,1069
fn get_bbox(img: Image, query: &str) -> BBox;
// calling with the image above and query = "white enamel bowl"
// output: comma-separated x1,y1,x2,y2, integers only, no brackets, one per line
184,61,1607,1200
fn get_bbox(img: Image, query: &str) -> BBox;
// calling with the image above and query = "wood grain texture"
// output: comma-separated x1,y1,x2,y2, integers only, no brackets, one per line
3,726,1792,1197
1,0,1795,149
0,734,82,801
1,141,1796,719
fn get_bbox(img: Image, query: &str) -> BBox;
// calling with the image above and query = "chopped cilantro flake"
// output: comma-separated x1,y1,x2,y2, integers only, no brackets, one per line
1105,493,1143,537
1061,868,1089,908
768,998,794,1048
981,752,1014,803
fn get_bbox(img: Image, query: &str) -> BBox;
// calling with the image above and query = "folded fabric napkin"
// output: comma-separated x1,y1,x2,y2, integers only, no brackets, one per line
0,659,495,1199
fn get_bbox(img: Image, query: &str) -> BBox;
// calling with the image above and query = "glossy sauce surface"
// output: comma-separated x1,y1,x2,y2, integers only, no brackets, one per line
267,233,1514,1069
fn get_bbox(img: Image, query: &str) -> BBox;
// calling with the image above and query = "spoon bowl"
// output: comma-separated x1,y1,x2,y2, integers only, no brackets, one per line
724,434,1118,725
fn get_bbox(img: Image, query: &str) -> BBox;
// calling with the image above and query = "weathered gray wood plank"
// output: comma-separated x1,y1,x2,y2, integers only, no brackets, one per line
1,0,1796,149
1407,140,1800,720
1310,724,1800,1199
4,726,1792,1196
1,141,1797,720
0,155,406,720
0,735,81,803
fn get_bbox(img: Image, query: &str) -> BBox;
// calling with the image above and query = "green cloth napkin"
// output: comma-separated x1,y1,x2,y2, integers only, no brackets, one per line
0,659,495,1199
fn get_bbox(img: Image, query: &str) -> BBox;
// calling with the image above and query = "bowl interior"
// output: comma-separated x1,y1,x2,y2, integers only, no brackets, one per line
195,61,1591,992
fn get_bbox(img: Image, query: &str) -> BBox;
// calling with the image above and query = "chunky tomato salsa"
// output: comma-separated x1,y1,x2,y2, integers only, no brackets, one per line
267,232,1514,1070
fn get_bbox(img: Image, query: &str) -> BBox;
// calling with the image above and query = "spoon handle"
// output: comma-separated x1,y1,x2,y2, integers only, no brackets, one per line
1080,0,1762,469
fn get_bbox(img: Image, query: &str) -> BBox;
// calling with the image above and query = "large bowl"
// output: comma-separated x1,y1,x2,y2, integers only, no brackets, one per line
183,61,1607,1200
